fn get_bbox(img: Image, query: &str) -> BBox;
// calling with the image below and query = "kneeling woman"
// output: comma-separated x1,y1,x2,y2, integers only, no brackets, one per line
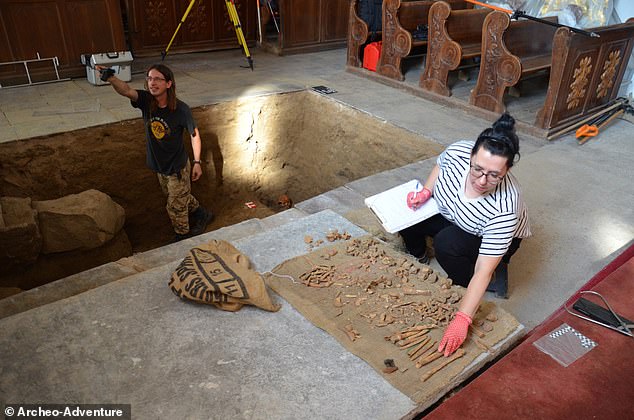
400,113,531,356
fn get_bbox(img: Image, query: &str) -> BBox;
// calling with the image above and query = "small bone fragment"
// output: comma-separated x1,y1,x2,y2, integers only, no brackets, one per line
408,336,431,359
399,335,428,349
397,329,428,346
486,312,498,322
354,297,367,306
416,350,443,368
342,324,360,341
469,324,486,338
343,329,356,341
326,230,339,242
421,349,466,382
405,324,436,332
474,338,492,352
413,340,437,366
403,287,431,296
398,328,427,338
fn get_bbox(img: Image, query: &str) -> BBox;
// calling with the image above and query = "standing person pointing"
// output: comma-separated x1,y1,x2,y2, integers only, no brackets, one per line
99,64,213,241
401,113,531,356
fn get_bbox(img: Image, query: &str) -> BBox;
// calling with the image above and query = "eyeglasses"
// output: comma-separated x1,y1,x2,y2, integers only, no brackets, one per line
469,163,504,184
146,76,166,82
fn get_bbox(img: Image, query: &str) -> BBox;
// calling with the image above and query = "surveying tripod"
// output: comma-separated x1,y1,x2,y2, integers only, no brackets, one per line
161,0,254,70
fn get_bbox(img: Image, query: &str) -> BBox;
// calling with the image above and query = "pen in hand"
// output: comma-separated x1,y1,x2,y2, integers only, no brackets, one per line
407,182,431,211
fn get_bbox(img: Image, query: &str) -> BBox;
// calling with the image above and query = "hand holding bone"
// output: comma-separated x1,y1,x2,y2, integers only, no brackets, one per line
438,311,472,356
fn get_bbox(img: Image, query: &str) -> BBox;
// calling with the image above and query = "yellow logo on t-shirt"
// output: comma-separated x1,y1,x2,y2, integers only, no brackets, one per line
151,120,167,140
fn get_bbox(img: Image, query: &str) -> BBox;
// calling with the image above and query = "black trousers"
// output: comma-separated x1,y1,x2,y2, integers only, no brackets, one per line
400,214,522,287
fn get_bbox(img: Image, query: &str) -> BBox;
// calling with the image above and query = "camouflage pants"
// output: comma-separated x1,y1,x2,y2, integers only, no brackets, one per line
157,161,200,235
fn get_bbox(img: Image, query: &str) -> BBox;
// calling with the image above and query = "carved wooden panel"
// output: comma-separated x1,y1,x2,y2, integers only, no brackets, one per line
377,0,417,81
378,0,471,81
347,0,370,67
0,0,126,82
469,12,521,113
536,20,634,130
420,7,491,96
420,0,456,96
126,0,256,57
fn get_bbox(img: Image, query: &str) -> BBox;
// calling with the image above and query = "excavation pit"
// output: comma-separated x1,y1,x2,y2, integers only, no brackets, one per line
0,90,443,294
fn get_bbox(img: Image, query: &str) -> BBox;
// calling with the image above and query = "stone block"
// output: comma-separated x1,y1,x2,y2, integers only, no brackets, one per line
33,189,125,254
0,197,42,266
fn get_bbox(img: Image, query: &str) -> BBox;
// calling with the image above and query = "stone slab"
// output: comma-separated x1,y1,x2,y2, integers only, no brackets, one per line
346,158,438,198
295,185,366,215
257,208,308,231
127,218,266,270
0,260,416,419
0,261,138,320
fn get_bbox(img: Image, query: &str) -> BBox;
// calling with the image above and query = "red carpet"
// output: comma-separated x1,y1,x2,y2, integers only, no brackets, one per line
424,244,634,419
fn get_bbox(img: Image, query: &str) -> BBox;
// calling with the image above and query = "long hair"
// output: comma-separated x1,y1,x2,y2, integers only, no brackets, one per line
472,113,520,168
145,64,177,112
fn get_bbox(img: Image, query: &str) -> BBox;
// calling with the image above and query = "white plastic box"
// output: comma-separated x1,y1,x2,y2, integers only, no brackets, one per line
82,51,133,86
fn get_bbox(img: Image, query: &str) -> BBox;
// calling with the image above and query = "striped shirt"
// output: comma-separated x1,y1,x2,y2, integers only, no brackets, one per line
434,141,531,257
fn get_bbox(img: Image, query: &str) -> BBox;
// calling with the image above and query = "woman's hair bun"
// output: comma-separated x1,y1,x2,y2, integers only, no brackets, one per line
473,112,520,167
492,112,516,134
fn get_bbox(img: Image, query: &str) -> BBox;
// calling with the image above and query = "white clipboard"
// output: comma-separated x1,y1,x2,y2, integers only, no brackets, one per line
364,180,439,234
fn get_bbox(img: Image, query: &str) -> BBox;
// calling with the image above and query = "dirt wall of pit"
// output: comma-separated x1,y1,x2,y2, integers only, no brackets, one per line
0,90,442,290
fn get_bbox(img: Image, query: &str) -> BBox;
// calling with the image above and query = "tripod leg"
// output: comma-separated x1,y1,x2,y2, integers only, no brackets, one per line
162,0,199,60
226,0,253,70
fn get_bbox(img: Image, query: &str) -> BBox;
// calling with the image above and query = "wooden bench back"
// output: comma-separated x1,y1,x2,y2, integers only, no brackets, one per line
399,0,470,32
503,16,558,59
446,7,492,46
419,3,492,96
470,12,558,113
398,1,434,31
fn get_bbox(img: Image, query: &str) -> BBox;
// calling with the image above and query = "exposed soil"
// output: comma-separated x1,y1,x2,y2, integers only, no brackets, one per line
0,90,443,293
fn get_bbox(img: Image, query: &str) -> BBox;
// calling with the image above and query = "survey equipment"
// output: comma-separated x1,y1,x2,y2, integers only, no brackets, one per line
161,0,253,70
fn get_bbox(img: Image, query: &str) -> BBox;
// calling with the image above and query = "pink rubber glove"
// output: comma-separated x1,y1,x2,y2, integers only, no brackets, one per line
438,311,472,356
407,187,432,210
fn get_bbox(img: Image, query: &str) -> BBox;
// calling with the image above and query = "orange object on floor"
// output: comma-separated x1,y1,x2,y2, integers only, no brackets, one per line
363,41,382,72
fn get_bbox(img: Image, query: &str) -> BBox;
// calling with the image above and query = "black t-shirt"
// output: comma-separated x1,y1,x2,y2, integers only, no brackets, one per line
131,90,197,175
